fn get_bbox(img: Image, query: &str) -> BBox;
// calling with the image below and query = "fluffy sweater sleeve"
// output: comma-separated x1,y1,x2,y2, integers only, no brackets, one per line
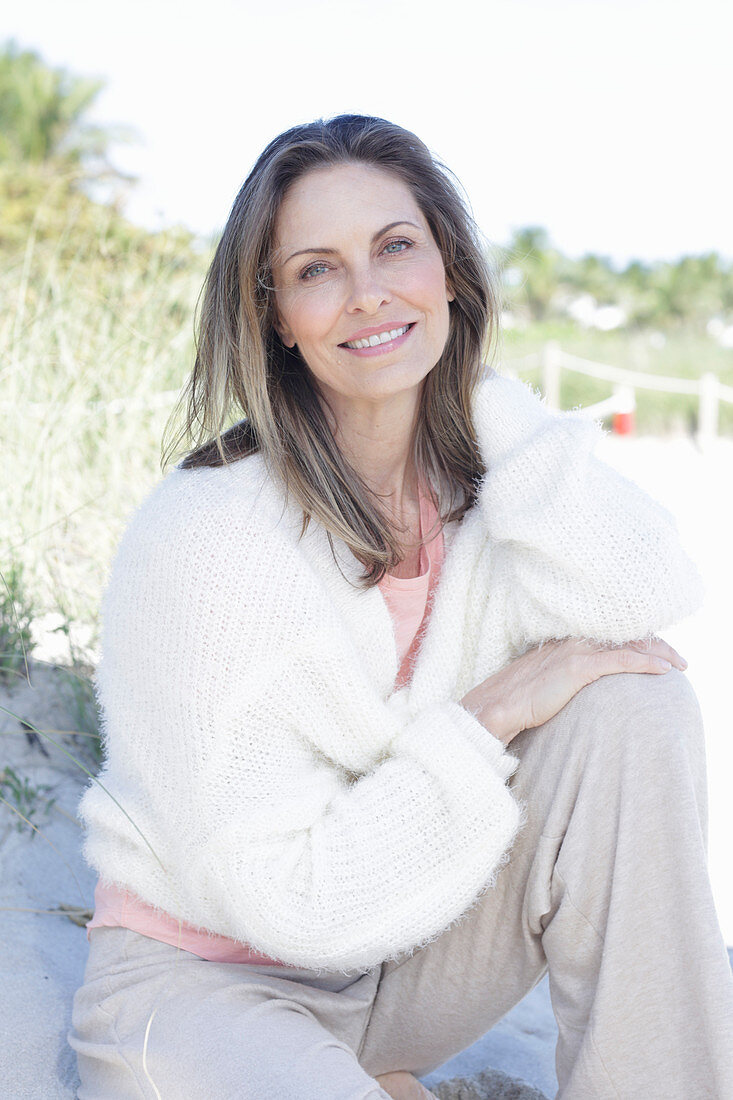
78,464,521,974
473,372,705,648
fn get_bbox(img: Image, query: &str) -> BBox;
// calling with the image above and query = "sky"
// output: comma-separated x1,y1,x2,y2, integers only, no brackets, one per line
4,0,731,266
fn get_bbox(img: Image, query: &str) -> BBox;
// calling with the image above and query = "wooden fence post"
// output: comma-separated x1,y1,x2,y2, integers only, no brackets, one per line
698,372,719,446
542,341,561,410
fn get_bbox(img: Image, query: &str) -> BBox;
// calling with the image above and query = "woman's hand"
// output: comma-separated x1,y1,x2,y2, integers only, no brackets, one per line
461,636,687,747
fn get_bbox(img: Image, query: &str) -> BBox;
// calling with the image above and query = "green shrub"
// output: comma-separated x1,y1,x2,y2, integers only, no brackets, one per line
57,662,103,770
0,563,36,684
0,765,55,837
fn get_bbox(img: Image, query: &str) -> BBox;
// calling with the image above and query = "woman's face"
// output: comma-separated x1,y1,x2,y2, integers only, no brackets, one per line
271,162,454,413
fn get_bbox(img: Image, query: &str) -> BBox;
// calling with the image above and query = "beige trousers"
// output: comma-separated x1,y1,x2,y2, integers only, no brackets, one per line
69,670,733,1099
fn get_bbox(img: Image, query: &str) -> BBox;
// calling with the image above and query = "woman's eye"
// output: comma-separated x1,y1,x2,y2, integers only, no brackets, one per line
298,239,411,279
383,238,411,254
300,261,329,280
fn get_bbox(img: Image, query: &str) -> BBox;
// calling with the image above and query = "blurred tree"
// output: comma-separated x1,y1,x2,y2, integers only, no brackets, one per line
498,232,733,333
648,253,725,330
618,259,658,327
0,39,143,257
720,262,733,315
0,39,134,175
564,252,618,304
500,226,562,321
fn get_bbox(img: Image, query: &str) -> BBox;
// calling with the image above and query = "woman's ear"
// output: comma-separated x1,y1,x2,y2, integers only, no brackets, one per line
272,310,296,349
278,328,297,350
445,275,455,304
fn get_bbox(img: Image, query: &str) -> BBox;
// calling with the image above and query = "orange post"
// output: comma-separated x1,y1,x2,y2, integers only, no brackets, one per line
612,409,635,435
611,386,636,436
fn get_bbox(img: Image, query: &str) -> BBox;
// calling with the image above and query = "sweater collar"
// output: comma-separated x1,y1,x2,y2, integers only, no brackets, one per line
241,370,545,706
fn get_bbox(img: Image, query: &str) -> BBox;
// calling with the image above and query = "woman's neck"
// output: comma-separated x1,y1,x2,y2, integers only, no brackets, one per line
319,385,427,576
325,388,423,521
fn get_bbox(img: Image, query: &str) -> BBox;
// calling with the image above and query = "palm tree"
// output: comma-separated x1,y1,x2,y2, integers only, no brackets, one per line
647,254,725,330
566,253,618,304
0,40,130,172
502,226,561,321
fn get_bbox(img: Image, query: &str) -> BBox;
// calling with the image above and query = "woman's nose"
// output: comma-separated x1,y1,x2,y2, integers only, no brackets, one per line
344,264,391,314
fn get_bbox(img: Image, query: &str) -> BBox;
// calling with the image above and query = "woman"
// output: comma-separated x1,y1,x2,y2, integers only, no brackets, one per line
68,115,733,1099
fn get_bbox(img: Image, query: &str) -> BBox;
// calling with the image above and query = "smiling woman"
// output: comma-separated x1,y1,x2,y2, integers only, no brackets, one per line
68,115,733,1100
163,115,499,582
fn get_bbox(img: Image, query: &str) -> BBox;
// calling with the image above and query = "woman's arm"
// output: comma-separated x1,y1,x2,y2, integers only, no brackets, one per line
473,373,705,645
182,676,520,973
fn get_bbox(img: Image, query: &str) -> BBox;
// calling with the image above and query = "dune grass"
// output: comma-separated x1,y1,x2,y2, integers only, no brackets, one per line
2,187,210,658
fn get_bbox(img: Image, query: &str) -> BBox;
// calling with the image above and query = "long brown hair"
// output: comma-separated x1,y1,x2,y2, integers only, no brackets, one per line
162,114,500,584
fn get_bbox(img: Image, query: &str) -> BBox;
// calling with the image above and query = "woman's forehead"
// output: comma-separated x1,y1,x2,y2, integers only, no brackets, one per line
272,164,426,255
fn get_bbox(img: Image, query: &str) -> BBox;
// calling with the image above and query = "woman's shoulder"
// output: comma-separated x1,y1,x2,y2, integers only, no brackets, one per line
112,451,303,580
473,366,552,433
472,365,601,466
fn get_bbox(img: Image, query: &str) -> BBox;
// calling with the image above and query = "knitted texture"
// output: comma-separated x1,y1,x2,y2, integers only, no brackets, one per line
77,370,704,973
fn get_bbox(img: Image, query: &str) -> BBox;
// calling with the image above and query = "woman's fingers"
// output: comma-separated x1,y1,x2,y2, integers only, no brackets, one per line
593,638,687,675
625,636,688,670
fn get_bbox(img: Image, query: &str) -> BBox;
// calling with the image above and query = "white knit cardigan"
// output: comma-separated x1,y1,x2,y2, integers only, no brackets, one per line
78,369,704,974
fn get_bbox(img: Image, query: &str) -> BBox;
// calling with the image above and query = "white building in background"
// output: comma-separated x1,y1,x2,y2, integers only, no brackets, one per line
707,317,733,349
565,293,627,331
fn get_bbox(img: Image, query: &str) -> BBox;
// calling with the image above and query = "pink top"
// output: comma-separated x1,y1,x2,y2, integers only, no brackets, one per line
379,488,444,690
87,488,446,963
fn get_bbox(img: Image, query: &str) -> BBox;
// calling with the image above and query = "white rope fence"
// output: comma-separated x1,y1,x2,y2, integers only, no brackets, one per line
503,341,733,444
7,345,733,444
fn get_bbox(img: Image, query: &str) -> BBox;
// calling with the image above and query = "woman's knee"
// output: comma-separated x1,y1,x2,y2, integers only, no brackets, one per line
577,666,701,728
516,667,704,777
561,668,706,782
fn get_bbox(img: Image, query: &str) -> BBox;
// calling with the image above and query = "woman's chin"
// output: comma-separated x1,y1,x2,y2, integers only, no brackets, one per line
330,363,437,410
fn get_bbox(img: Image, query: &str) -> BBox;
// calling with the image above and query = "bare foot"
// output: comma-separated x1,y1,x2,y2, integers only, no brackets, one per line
375,1070,438,1099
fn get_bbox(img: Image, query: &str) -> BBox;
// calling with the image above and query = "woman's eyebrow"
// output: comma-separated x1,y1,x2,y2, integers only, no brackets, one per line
282,221,422,265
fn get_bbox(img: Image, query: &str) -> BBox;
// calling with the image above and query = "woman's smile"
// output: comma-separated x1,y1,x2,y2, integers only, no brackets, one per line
339,321,416,355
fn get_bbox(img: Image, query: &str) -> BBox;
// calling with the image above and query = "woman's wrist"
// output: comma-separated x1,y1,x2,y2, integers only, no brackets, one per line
460,686,515,747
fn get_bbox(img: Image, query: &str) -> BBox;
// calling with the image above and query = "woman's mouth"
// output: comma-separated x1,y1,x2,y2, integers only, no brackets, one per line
339,323,415,356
